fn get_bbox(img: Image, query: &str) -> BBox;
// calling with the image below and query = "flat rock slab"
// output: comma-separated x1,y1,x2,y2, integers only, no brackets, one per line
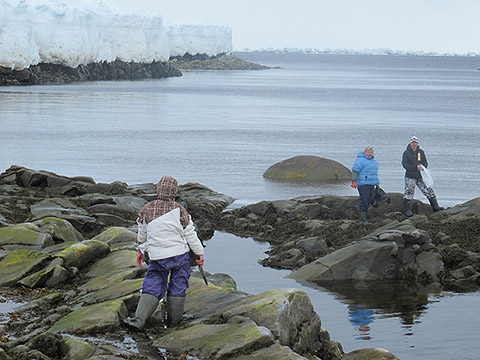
49,299,128,335
233,343,309,360
288,241,398,282
55,240,110,270
81,278,143,304
0,223,54,251
153,317,274,360
34,217,84,242
92,227,137,250
0,249,51,286
30,198,89,219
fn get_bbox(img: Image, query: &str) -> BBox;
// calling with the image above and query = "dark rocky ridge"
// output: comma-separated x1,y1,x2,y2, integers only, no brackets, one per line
0,53,270,86
169,52,272,70
0,60,182,86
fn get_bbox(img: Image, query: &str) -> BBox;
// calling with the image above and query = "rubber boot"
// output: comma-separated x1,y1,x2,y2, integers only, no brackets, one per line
403,198,413,217
428,197,444,212
166,295,186,327
123,292,159,331
359,211,369,225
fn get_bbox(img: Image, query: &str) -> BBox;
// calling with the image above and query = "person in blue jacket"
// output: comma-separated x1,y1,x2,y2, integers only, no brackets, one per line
351,146,380,224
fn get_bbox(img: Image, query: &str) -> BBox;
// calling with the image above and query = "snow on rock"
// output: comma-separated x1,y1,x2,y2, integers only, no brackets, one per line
167,24,232,58
0,0,232,70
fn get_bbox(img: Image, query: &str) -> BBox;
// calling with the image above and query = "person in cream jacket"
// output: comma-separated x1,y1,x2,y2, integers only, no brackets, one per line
124,176,204,330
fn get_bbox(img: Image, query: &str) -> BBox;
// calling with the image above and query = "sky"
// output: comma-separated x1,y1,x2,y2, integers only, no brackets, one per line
115,0,480,54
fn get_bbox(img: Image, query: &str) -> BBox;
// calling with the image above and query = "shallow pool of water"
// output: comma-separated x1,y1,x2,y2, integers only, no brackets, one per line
204,231,480,360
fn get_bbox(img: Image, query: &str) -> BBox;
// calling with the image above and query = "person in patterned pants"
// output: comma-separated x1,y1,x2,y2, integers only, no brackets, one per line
402,136,443,216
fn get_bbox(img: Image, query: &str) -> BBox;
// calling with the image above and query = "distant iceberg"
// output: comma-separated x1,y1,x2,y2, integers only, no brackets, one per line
241,47,480,57
0,0,232,70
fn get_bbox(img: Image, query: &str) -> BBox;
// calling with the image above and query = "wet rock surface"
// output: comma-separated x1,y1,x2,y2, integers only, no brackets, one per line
1,165,478,359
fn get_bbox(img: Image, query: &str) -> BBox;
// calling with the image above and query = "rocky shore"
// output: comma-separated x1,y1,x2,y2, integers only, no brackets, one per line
0,54,270,86
1,165,478,359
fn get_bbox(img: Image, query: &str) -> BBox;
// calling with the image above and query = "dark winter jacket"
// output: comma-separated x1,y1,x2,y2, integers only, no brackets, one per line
402,144,428,179
352,152,380,186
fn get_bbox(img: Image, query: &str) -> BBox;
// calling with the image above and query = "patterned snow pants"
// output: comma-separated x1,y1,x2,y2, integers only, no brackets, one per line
403,177,435,200
142,252,191,299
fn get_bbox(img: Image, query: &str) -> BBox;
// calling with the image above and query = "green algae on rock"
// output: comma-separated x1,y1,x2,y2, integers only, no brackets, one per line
49,299,128,335
263,155,351,181
0,249,51,286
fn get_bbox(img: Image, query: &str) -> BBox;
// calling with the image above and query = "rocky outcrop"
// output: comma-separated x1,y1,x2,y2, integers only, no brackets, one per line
2,166,478,358
1,54,269,86
217,194,480,290
288,220,445,285
264,155,351,181
0,229,346,360
0,165,403,360
0,60,181,86
0,165,233,238
169,53,271,70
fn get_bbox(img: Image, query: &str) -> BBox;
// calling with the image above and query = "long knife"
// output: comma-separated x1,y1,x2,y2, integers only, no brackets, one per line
198,266,208,286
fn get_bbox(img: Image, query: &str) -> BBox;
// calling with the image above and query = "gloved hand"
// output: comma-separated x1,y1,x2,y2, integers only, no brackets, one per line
196,254,205,267
136,250,145,268
351,181,357,189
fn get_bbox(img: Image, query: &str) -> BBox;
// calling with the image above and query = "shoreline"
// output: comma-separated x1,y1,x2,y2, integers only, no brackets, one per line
0,53,271,86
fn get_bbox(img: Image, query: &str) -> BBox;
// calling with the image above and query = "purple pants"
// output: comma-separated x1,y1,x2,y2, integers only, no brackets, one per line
142,252,191,299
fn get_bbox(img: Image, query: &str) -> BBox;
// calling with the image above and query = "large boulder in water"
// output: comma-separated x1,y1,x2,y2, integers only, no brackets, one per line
263,155,351,181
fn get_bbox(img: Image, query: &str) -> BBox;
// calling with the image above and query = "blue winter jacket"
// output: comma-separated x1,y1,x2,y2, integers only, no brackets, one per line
352,152,380,186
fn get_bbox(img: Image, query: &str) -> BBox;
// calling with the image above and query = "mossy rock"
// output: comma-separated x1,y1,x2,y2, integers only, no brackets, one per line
0,223,54,250
56,240,110,270
0,249,51,286
218,288,318,346
34,217,84,243
92,227,136,250
153,316,274,359
18,258,68,288
263,155,351,181
80,268,142,293
81,278,143,304
345,347,400,360
49,299,128,335
233,343,308,360
59,336,97,360
85,250,137,278
80,250,141,292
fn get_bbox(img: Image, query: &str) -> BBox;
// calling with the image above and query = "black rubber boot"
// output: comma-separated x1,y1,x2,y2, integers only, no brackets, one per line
428,197,444,212
403,199,413,217
166,295,186,327
359,211,370,225
123,293,159,331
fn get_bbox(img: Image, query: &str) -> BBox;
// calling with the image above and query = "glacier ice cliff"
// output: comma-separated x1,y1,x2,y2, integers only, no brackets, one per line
0,0,232,70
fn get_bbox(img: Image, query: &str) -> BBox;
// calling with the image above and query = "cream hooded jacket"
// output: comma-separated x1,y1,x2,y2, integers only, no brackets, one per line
137,208,204,260
136,176,204,260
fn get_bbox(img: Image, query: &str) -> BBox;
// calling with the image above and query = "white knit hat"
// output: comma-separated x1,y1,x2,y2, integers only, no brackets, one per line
410,136,419,143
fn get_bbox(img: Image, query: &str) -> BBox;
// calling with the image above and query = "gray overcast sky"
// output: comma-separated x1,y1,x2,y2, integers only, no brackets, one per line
115,0,479,53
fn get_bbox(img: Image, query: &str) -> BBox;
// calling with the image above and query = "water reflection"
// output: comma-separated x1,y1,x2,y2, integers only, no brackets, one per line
296,280,434,340
348,305,375,340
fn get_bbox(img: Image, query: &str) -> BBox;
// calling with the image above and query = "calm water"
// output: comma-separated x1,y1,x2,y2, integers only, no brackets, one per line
1,52,480,359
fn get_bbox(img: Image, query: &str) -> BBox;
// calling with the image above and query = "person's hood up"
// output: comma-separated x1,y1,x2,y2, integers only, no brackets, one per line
156,176,178,201
357,151,374,159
